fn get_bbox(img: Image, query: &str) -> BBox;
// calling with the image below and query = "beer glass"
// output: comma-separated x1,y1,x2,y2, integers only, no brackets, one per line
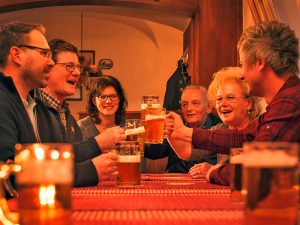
0,163,21,225
243,142,298,225
125,119,145,156
144,107,166,144
116,141,141,186
141,95,160,121
15,143,73,225
229,148,244,202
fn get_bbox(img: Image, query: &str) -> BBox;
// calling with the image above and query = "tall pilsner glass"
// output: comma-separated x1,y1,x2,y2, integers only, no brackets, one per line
15,143,73,225
243,142,298,225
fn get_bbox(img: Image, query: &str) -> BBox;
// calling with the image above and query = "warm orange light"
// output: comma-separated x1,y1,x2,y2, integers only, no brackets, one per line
39,185,56,206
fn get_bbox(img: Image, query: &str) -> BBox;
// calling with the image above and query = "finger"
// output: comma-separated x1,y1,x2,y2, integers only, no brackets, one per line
189,165,198,170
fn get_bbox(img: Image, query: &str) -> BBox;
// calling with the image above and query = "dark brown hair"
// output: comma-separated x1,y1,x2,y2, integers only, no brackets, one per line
87,75,128,125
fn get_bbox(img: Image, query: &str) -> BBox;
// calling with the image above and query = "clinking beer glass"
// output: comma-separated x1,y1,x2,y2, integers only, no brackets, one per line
141,95,160,121
125,119,145,156
15,143,73,225
116,141,141,186
243,142,298,225
144,107,166,144
229,147,244,202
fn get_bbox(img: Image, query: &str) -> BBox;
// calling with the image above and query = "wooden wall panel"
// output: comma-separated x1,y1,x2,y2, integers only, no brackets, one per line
184,0,242,87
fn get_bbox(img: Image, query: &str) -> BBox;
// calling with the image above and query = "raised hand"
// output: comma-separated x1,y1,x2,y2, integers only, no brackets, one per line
92,152,119,182
165,112,193,159
95,126,126,152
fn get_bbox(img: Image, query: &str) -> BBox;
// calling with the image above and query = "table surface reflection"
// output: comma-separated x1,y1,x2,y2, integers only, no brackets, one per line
10,173,298,225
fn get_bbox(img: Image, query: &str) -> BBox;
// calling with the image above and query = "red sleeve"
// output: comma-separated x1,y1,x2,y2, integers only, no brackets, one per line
209,164,230,186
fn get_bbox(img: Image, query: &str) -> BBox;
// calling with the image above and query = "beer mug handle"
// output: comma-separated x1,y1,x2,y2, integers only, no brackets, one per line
0,164,20,225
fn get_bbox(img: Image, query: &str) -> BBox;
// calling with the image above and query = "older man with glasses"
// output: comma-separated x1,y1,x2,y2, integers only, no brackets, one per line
37,39,125,187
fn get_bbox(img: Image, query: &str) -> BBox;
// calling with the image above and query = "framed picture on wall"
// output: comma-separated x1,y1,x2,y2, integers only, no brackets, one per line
66,87,82,101
79,50,95,68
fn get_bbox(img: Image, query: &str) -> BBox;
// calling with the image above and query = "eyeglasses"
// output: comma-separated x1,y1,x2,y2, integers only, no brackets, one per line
215,95,249,104
55,63,82,73
17,45,52,58
98,94,119,102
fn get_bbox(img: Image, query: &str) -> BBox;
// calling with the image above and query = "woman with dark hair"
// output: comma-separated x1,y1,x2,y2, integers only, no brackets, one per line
78,75,128,140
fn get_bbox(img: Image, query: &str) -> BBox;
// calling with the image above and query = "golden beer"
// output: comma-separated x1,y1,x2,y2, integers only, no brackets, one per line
243,145,298,225
144,108,165,144
141,95,160,121
229,148,244,202
125,119,145,156
15,143,73,225
116,141,141,186
117,155,141,185
125,128,145,156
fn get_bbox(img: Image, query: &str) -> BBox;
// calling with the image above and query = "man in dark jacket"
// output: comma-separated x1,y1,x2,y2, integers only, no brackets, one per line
145,85,221,172
0,22,123,188
38,38,125,186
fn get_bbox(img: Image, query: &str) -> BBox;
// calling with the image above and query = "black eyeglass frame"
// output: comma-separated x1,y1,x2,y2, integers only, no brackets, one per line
55,62,82,73
17,45,52,58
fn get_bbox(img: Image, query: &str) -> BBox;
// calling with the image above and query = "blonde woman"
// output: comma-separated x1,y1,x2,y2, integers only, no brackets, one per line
188,67,261,185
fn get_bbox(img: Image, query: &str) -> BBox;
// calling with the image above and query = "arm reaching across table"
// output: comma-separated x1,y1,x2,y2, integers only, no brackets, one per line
165,112,193,160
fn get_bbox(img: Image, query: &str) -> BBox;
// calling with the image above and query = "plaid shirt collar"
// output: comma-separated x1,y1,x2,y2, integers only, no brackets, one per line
39,89,66,111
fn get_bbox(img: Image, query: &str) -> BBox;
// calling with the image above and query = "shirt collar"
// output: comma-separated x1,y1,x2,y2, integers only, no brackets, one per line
40,89,64,111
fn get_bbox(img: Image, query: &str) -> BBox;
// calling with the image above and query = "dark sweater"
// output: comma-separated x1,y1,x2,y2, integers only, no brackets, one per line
144,113,222,173
0,72,98,187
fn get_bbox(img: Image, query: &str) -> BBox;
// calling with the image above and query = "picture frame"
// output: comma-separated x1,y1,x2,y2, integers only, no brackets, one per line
79,50,95,68
66,87,82,101
99,58,113,69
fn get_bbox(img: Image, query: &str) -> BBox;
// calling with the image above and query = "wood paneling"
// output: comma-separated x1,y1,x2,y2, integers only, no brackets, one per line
184,0,242,87
0,0,198,15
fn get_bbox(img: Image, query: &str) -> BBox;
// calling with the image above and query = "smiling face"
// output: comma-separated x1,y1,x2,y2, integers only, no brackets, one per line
94,86,120,118
181,88,211,127
45,51,80,102
216,79,252,130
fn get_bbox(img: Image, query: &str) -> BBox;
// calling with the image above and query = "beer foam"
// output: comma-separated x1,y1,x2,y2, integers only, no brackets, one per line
230,155,244,164
141,103,160,109
125,126,145,136
244,150,297,167
145,114,165,121
17,160,73,184
119,155,141,163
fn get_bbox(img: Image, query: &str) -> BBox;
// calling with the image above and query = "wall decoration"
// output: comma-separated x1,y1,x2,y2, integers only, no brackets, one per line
99,58,113,69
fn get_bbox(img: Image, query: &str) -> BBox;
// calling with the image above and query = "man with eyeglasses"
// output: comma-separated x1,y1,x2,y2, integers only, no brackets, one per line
144,85,221,173
37,39,125,187
165,21,300,159
0,22,56,162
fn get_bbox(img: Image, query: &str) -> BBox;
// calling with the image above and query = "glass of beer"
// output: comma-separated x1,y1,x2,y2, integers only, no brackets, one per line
0,163,21,225
125,119,145,156
116,141,141,186
144,107,166,144
141,95,160,121
15,143,73,225
243,142,298,225
229,147,244,202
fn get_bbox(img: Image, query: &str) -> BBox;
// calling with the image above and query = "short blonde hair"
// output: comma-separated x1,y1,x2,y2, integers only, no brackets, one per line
208,67,261,120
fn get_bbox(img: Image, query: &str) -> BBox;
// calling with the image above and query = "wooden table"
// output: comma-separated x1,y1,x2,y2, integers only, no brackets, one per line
71,174,243,225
